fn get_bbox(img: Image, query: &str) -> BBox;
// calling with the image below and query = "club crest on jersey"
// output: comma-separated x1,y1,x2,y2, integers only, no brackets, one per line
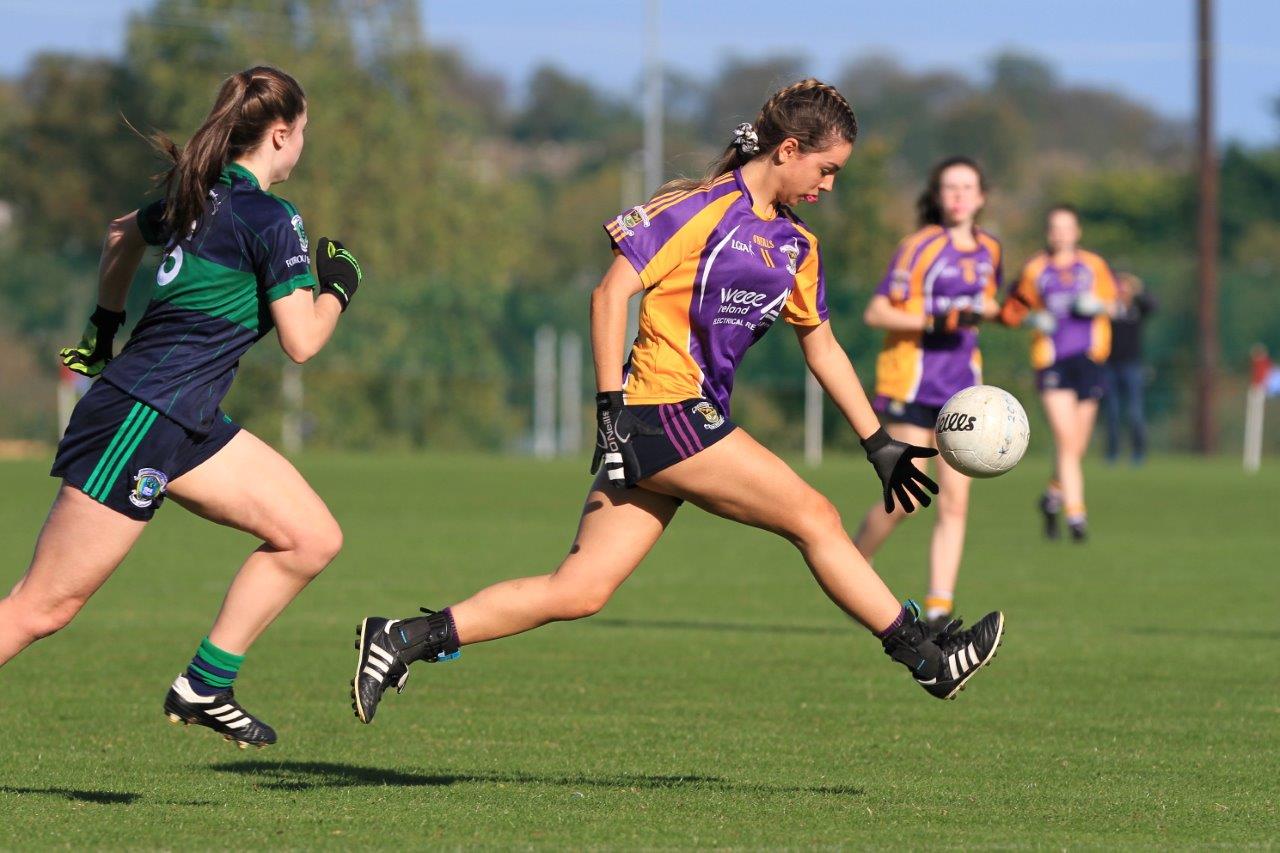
779,238,800,275
692,401,724,430
128,468,169,509
291,214,309,253
616,206,651,238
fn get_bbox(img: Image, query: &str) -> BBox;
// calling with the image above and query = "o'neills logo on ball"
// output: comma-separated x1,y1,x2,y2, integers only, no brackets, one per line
937,412,978,433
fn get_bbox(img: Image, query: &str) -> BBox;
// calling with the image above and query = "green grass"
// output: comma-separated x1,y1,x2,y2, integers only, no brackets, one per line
0,451,1276,848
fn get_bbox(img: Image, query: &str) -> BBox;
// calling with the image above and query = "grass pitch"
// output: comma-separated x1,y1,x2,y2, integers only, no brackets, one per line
0,450,1276,847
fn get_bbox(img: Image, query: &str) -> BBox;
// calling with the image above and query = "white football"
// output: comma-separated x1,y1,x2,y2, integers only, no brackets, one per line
934,385,1030,478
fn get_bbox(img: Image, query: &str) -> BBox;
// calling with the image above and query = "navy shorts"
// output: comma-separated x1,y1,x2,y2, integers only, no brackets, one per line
51,380,241,521
1037,355,1105,400
627,398,737,481
873,395,943,429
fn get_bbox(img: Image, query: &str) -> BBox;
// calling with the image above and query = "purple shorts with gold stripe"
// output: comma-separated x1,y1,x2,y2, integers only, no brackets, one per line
627,397,737,481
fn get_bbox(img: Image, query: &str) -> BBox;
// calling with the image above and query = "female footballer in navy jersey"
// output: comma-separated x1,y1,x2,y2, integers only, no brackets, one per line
0,66,363,748
352,80,1006,725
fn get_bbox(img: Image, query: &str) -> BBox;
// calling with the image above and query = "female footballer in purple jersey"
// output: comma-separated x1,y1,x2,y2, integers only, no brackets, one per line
854,157,1003,630
0,67,364,748
1000,205,1116,542
352,80,1006,724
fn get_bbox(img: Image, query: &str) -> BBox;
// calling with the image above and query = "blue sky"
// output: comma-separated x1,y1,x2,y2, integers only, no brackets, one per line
3,0,1277,144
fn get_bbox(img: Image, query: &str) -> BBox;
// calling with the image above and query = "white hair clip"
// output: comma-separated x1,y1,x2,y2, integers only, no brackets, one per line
733,122,760,155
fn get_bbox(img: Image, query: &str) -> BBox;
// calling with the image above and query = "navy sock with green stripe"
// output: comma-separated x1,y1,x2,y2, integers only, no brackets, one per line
186,637,245,697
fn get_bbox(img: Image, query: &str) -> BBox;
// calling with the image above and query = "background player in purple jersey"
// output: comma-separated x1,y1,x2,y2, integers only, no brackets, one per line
1001,205,1116,542
854,157,1003,630
0,67,364,748
352,81,1006,724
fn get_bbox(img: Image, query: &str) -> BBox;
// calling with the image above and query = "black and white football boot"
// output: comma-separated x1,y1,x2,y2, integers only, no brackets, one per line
163,674,277,749
881,602,1005,700
1039,493,1061,540
352,608,460,724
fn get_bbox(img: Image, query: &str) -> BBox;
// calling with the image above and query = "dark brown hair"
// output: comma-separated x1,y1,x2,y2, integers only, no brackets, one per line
916,156,987,227
149,66,306,239
659,78,857,195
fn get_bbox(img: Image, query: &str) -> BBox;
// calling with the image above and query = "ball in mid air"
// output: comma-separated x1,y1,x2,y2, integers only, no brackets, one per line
934,385,1030,478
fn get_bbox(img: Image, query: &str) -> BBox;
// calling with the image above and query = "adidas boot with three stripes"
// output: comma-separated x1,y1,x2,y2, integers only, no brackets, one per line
163,674,277,748
881,602,1005,700
352,608,460,724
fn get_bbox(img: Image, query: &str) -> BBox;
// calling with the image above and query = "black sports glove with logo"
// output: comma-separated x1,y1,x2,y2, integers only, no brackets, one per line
590,391,663,489
861,427,939,514
59,306,126,377
315,237,362,311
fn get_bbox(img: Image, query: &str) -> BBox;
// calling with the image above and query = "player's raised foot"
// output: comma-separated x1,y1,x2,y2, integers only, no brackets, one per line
163,674,276,749
881,603,1004,700
352,616,410,724
1039,494,1061,540
352,608,461,724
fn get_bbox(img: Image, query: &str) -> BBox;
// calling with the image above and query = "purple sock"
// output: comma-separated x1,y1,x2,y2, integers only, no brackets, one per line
875,605,909,640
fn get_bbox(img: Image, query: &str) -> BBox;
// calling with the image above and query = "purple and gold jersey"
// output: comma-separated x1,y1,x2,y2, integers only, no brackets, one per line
605,170,828,416
1012,250,1115,369
873,225,1002,407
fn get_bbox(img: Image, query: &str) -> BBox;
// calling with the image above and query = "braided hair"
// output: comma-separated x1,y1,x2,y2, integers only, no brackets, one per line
658,78,858,195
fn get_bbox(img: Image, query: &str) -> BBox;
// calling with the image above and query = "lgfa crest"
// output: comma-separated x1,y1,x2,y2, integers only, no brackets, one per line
779,238,800,275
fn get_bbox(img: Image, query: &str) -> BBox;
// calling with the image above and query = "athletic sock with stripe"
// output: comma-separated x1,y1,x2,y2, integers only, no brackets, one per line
186,637,245,697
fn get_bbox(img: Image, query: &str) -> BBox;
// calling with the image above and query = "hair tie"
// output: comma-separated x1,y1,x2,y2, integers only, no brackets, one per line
732,122,760,155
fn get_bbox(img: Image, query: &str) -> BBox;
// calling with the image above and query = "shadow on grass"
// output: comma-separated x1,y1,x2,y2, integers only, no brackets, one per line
211,761,862,797
0,786,139,805
590,617,848,637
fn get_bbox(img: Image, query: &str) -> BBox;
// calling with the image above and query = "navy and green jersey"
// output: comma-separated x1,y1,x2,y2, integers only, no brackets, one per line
101,163,316,433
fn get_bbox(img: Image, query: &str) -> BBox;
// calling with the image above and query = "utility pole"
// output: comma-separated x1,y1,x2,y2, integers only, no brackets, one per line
1194,0,1219,453
643,0,663,197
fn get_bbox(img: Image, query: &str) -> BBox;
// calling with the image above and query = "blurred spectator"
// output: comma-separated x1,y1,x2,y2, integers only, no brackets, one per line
1103,273,1156,464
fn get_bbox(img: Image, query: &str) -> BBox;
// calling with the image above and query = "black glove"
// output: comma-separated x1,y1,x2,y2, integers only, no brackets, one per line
315,237,362,311
861,427,939,514
59,305,126,377
925,307,982,334
590,391,663,489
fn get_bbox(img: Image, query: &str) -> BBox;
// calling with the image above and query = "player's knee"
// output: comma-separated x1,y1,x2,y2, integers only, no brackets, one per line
552,585,613,621
17,597,86,641
787,495,844,546
285,516,343,578
307,519,344,574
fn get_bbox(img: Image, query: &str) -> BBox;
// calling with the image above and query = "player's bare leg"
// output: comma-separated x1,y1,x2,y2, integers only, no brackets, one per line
852,423,932,561
351,474,679,722
1041,390,1097,541
0,486,147,666
159,429,343,748
648,429,1001,699
167,430,343,654
925,455,971,626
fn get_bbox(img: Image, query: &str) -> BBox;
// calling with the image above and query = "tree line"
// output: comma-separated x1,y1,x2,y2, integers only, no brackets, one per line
1,0,1277,452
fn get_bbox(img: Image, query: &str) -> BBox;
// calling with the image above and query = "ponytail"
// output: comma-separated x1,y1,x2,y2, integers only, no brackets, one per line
147,66,306,239
657,78,857,196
